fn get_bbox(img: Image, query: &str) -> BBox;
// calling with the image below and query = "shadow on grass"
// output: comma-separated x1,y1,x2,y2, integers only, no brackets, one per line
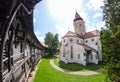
55,59,103,71
43,55,57,59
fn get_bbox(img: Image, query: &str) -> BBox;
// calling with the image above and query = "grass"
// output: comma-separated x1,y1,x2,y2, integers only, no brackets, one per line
34,56,105,82
54,57,103,71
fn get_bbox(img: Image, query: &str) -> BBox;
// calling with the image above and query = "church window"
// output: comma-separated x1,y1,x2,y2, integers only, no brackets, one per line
81,40,83,44
70,39,73,42
63,39,65,43
75,23,77,27
78,54,80,59
96,42,98,45
86,40,88,43
63,45,66,57
91,38,94,41
71,46,73,58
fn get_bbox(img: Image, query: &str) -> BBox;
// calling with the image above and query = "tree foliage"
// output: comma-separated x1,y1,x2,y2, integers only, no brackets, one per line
44,32,59,55
101,0,120,82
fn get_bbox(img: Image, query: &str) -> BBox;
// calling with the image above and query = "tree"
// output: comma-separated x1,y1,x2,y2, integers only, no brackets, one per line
44,32,59,55
101,0,120,82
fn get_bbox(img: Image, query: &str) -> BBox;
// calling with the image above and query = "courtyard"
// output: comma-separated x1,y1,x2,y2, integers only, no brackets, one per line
34,56,105,82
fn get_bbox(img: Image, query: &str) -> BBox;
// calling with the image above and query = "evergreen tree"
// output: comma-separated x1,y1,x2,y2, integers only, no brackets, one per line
101,0,120,82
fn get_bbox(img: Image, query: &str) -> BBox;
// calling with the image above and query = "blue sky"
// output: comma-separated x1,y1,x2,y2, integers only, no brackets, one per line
33,0,105,42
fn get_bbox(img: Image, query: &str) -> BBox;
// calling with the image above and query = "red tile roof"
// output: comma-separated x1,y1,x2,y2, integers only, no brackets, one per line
84,30,100,39
62,31,78,38
62,30,100,39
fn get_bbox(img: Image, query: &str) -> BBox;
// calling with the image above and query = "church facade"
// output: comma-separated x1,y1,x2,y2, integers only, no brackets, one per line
59,12,102,66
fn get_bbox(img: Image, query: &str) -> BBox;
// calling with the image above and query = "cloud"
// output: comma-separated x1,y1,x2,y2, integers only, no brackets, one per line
85,20,105,32
36,36,45,42
35,31,41,35
87,0,104,11
93,13,102,18
47,0,83,21
33,18,36,23
35,31,44,42
55,24,69,40
96,21,105,30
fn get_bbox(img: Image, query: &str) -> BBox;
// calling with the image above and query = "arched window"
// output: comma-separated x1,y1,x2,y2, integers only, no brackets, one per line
77,40,79,43
71,46,73,58
78,54,80,59
91,38,94,41
63,39,65,43
96,42,98,45
70,39,73,42
63,45,66,57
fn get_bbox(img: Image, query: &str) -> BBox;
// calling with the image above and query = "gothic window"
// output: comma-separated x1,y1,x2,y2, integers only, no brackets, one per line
75,23,77,27
71,46,73,58
79,24,81,26
81,40,83,44
70,39,73,42
91,38,94,41
63,39,65,43
63,45,66,57
78,54,80,59
96,42,98,45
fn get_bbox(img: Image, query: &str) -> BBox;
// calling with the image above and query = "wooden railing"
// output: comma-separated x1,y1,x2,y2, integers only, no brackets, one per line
0,1,47,82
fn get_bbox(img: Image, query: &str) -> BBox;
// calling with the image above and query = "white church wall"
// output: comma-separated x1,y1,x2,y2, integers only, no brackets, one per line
84,36,100,50
73,44,86,65
91,52,98,64
84,36,102,62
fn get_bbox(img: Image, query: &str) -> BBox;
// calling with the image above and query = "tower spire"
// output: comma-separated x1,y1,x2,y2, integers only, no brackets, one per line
73,11,86,35
74,11,83,22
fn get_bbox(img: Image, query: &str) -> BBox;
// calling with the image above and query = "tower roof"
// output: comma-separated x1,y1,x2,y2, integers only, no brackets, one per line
74,11,83,22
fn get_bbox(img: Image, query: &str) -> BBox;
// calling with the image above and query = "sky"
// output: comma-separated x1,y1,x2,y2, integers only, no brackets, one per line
33,0,105,42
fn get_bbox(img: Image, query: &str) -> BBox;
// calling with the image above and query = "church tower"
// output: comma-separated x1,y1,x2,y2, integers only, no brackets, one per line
73,12,86,35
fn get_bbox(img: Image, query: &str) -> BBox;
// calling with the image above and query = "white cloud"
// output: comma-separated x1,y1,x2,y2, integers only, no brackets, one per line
35,31,44,42
47,0,83,21
55,24,69,40
93,13,102,18
35,31,41,35
96,21,105,30
87,0,104,11
36,36,45,42
85,21,105,32
33,18,36,23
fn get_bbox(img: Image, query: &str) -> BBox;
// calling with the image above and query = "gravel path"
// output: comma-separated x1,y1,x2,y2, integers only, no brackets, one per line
50,59,101,75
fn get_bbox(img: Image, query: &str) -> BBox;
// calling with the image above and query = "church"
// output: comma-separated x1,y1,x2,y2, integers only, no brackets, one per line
59,12,102,66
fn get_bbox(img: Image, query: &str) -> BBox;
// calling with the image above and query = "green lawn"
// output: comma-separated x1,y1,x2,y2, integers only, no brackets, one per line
34,56,105,82
54,57,103,71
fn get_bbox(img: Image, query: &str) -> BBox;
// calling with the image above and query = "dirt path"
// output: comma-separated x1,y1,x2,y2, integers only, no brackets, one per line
50,59,101,75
